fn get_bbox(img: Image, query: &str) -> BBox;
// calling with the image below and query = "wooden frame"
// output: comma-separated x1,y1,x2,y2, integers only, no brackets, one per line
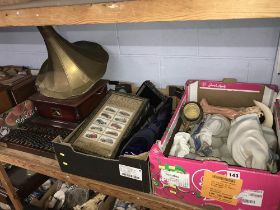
0,0,279,27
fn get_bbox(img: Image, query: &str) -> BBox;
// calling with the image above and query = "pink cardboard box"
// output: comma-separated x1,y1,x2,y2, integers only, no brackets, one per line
149,80,280,210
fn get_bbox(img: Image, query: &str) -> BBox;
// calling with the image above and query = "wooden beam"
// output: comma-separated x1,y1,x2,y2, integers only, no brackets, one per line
0,164,23,210
0,147,201,210
0,0,279,27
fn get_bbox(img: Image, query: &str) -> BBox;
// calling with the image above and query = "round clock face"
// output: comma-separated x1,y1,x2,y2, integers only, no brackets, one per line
183,102,201,121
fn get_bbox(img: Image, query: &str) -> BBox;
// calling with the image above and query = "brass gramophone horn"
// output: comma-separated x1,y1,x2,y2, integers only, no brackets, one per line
36,26,109,99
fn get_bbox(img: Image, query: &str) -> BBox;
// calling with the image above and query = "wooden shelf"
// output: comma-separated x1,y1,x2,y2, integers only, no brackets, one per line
0,0,280,27
0,146,202,210
0,1,278,209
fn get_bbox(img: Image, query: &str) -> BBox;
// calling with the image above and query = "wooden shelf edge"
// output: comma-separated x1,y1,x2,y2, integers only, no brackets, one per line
0,146,202,210
0,0,280,27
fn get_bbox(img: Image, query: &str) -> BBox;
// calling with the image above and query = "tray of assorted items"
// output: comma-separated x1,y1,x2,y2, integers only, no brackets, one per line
150,79,280,210
53,81,173,193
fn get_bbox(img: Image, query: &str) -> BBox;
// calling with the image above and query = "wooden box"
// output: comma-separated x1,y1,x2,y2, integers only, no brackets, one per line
9,76,37,104
29,80,108,123
0,75,37,114
0,87,13,114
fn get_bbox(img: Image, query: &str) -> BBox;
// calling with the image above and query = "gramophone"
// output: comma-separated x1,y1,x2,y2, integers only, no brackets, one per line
30,26,109,122
0,26,110,159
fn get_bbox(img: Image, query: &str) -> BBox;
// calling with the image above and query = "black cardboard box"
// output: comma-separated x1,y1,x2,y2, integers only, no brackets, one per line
53,92,151,192
53,140,150,192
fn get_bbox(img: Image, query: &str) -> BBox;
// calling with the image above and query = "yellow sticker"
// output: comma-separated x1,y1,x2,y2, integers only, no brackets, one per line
201,171,243,206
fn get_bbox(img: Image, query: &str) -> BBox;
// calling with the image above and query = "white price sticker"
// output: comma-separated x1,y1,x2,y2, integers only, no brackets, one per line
119,164,142,181
160,170,190,188
239,190,264,207
227,171,240,180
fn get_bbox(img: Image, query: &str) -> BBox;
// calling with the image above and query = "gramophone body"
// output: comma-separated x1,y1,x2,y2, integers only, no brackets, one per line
36,26,109,99
30,79,108,122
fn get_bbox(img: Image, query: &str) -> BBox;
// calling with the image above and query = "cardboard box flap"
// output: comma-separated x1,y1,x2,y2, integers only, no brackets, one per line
187,80,276,108
263,86,277,107
275,100,280,149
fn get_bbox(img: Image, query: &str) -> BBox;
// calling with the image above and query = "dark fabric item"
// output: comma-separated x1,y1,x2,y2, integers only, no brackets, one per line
121,98,172,155
136,80,167,115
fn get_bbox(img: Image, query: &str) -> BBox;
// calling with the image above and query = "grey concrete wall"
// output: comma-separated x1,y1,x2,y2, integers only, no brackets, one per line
0,19,279,87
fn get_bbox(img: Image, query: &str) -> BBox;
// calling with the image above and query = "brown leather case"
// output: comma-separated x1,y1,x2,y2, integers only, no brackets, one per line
9,76,37,104
29,80,108,122
0,166,48,204
0,75,37,109
0,87,13,114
